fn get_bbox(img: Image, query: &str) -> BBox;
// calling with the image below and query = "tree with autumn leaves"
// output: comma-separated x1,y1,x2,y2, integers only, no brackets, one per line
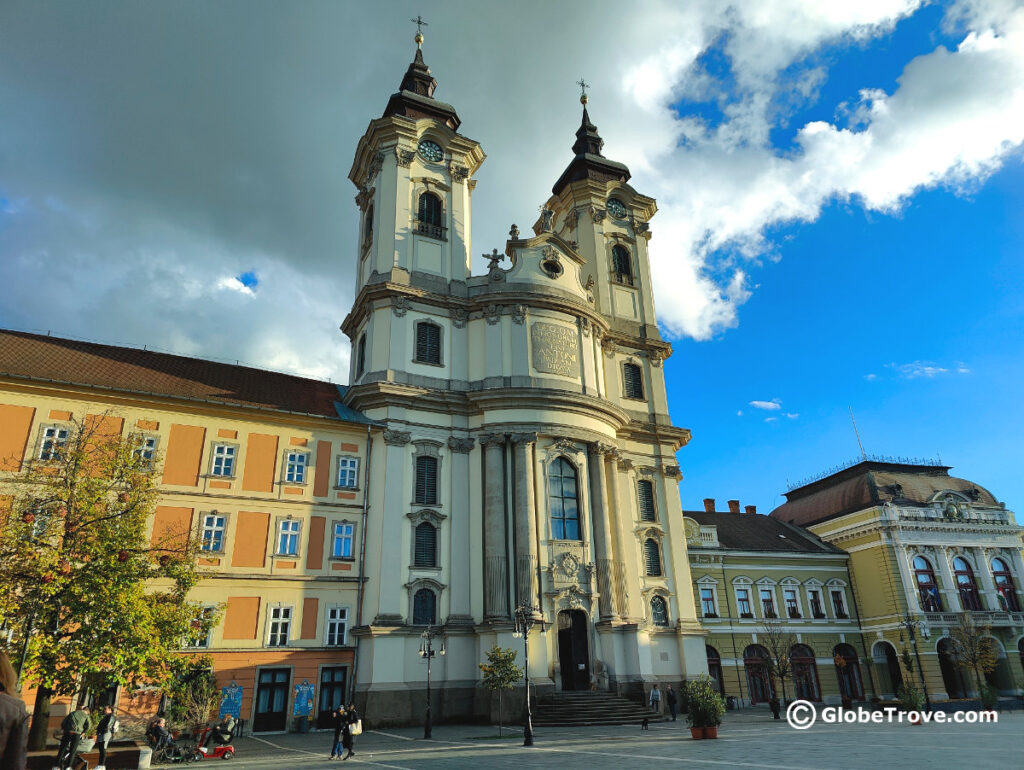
0,415,216,749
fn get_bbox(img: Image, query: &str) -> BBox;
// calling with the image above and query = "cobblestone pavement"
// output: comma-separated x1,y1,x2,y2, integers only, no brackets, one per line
220,709,1017,770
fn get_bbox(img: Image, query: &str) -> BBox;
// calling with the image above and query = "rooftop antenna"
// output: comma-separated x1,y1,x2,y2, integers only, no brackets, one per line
849,406,867,461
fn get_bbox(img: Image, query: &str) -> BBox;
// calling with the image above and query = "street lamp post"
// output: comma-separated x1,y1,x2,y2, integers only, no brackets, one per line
899,612,932,710
512,604,542,747
419,625,445,739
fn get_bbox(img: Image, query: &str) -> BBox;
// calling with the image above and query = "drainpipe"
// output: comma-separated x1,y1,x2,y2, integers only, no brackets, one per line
349,424,373,704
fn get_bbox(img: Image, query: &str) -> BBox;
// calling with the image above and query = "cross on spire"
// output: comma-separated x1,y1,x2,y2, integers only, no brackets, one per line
576,77,590,104
410,15,428,36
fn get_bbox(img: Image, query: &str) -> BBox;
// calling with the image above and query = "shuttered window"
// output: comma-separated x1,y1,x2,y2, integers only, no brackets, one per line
418,192,442,227
413,588,436,625
612,245,633,285
414,522,437,567
355,334,366,378
414,456,438,505
638,480,656,521
623,363,644,400
644,538,662,577
415,322,442,364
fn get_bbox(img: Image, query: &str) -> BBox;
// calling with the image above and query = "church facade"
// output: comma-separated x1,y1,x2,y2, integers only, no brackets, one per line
342,37,707,721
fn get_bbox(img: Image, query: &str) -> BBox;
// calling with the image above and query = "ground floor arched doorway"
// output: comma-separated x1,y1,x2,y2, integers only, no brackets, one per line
937,637,968,699
983,638,1015,694
743,644,775,704
833,643,863,700
873,641,903,698
557,609,590,690
706,645,724,695
791,644,821,701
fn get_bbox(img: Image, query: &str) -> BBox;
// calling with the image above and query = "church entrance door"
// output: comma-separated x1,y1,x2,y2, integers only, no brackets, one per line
557,609,590,690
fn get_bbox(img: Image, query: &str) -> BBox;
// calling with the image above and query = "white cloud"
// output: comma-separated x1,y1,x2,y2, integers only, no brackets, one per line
765,416,779,422
736,410,744,416
885,360,974,379
864,373,878,381
785,413,800,419
750,398,783,410
216,276,256,296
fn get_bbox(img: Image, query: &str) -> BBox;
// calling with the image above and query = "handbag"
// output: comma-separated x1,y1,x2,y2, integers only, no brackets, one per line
350,719,363,736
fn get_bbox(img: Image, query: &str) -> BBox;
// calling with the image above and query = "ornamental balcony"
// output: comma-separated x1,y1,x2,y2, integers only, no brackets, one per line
414,220,447,241
922,610,1024,628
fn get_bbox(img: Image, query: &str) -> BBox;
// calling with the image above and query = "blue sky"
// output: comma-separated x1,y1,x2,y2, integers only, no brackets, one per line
1,1,1022,516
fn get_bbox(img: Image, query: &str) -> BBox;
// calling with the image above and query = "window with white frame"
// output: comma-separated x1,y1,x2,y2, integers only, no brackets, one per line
185,606,215,649
277,519,301,556
337,457,359,489
700,587,718,617
830,588,849,618
39,426,69,461
325,606,348,646
332,522,354,559
808,589,825,618
736,587,753,617
285,451,308,483
210,444,236,476
760,588,777,618
267,606,292,647
133,435,158,468
784,588,801,618
200,512,227,553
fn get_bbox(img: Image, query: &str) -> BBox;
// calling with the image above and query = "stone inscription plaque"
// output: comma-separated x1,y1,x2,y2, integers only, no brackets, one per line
531,322,579,377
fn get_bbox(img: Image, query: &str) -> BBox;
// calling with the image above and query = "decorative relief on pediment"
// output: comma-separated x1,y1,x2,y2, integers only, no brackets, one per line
383,429,412,446
452,308,468,328
531,322,579,377
392,296,411,317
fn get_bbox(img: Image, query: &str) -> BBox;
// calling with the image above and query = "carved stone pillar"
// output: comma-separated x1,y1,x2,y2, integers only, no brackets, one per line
934,548,960,611
587,443,618,621
447,436,475,624
481,433,509,619
512,434,539,611
974,548,999,610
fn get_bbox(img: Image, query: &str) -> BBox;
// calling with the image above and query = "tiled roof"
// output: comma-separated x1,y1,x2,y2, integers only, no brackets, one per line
0,329,373,424
684,510,844,554
768,461,999,527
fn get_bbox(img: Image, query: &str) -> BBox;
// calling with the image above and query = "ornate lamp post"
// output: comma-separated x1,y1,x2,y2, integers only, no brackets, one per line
418,625,445,739
899,612,932,710
512,604,542,747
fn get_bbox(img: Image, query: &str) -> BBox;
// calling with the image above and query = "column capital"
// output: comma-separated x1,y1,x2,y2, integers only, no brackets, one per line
478,432,506,447
588,441,617,457
511,432,538,445
382,429,412,446
448,436,476,453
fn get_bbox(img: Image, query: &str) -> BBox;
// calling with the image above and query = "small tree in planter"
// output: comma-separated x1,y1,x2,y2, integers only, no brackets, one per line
760,618,796,717
479,645,522,737
685,674,726,739
897,684,926,724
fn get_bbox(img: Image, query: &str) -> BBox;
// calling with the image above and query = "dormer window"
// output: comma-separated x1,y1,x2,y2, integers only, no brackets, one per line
416,192,446,240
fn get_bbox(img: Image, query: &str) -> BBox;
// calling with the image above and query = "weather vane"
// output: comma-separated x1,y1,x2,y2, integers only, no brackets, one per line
410,15,429,46
576,77,590,105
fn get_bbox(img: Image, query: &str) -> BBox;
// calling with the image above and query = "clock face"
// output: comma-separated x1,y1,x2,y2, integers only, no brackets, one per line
607,197,627,219
418,140,443,163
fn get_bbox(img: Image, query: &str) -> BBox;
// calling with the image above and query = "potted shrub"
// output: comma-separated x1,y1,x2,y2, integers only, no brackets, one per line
897,684,926,724
980,682,999,711
686,674,726,739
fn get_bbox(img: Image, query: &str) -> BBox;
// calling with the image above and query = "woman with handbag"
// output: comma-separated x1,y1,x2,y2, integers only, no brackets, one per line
340,704,360,760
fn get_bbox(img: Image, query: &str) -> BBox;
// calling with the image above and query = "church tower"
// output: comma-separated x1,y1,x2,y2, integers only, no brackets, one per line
342,31,705,725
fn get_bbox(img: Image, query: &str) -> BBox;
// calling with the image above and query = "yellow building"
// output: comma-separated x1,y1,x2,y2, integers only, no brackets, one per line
0,330,377,732
771,459,1024,702
687,499,871,706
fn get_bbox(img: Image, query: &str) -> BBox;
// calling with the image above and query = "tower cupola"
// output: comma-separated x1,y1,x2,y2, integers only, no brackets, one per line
381,29,461,130
552,88,630,196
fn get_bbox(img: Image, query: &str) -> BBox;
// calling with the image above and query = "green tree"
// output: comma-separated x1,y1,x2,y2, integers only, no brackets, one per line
759,618,796,707
479,645,523,736
950,614,999,706
0,415,215,749
165,658,221,730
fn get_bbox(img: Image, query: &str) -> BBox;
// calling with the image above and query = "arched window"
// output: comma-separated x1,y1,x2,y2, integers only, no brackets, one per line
414,321,442,365
790,644,821,701
833,643,863,700
363,205,374,249
743,644,774,704
611,245,633,285
938,637,968,699
953,556,982,611
913,556,943,612
412,588,436,625
637,479,656,521
355,334,366,379
623,362,644,400
706,646,724,695
651,595,669,626
416,192,445,239
992,557,1020,611
548,458,580,540
414,455,438,505
644,538,662,576
413,522,437,568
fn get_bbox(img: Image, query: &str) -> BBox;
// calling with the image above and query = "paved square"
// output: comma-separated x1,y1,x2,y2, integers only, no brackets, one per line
220,708,1018,769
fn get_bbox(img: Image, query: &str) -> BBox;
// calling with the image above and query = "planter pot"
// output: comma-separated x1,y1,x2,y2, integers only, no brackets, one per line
703,726,719,739
908,712,923,725
690,727,704,740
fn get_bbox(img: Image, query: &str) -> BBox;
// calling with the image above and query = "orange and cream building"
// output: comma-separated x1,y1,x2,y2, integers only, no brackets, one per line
0,331,377,732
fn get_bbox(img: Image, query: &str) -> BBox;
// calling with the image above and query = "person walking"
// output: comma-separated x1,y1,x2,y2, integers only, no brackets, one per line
94,704,118,770
0,652,30,770
328,708,344,759
648,683,662,715
340,704,359,760
665,685,678,721
56,703,92,770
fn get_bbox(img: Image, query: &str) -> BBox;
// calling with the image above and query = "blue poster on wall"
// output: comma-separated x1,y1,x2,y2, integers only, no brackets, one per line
293,679,315,717
219,681,243,720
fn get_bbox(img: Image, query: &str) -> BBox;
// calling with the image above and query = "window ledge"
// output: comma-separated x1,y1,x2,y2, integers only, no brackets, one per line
279,481,309,487
410,565,442,572
622,395,647,403
333,486,361,492
411,501,442,508
329,556,356,563
205,474,237,480
412,358,445,368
